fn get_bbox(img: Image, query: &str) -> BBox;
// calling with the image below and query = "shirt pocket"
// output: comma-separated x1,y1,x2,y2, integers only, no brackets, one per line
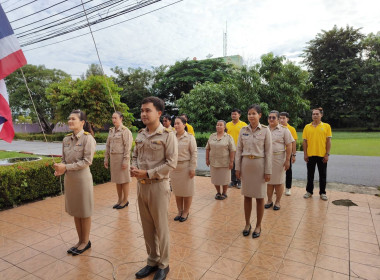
111,136,124,153
73,145,84,154
150,140,164,160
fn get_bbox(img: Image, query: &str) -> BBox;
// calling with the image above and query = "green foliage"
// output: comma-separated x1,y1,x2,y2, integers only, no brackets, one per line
14,132,110,143
302,25,380,128
153,59,235,114
177,53,310,131
112,66,154,122
0,153,110,209
5,64,70,133
0,151,45,159
46,75,134,129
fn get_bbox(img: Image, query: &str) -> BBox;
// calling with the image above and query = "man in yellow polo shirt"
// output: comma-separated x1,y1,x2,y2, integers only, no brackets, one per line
226,108,247,189
279,112,297,196
302,107,332,201
179,114,195,136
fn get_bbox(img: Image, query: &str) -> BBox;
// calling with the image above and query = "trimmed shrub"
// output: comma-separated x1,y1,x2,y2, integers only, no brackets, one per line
0,152,110,210
195,134,210,147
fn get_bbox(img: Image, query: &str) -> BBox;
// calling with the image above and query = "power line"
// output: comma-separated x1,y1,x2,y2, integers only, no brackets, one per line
13,0,94,30
5,0,37,13
20,0,161,46
23,0,183,52
10,0,68,23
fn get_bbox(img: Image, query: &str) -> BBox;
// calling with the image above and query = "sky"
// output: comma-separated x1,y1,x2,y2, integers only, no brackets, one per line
3,0,380,77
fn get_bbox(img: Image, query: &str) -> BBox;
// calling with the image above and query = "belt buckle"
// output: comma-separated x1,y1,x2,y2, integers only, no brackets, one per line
140,179,146,184
249,155,255,159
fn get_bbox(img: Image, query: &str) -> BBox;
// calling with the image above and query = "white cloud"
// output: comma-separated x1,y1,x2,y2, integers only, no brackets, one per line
4,0,380,76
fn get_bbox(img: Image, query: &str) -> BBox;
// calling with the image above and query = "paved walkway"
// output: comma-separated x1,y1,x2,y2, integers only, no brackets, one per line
0,177,380,279
1,140,380,187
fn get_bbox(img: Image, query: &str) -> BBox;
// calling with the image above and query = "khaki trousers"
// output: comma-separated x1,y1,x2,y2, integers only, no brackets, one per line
137,180,171,269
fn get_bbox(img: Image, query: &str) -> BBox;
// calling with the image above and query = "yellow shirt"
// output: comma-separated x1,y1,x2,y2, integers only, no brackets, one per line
284,124,297,140
302,122,332,157
226,120,248,145
186,123,195,136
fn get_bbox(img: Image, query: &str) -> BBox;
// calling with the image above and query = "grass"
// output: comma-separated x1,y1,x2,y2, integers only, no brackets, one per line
0,151,44,159
296,131,380,157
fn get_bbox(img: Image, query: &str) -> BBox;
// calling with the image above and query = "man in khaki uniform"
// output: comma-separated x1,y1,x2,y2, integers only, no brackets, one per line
131,97,178,280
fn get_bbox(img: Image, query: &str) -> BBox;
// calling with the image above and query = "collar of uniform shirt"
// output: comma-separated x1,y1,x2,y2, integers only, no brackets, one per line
72,129,84,139
248,123,262,132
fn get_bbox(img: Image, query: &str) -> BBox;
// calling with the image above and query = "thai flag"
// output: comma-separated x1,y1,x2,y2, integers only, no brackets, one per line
0,4,27,143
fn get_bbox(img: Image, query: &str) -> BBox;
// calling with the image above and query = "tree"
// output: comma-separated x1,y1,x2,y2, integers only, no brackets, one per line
302,25,365,127
81,63,103,80
112,66,153,121
153,58,235,114
176,81,240,132
46,75,133,130
5,64,70,133
258,53,311,126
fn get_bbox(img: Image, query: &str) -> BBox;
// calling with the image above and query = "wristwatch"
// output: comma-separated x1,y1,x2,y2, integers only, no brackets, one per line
326,153,330,156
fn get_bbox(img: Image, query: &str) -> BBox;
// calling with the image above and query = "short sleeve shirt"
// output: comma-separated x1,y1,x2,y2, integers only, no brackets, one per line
302,122,332,157
206,133,236,167
270,124,294,153
285,124,298,140
226,120,248,145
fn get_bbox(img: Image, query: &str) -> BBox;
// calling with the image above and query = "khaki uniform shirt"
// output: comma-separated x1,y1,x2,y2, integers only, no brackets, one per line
206,132,236,168
176,131,197,170
132,123,178,179
270,124,295,153
235,124,272,174
105,125,133,165
62,130,96,171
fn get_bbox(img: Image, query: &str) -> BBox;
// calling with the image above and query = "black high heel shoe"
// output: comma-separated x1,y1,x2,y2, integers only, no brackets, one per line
174,211,182,221
179,213,189,222
242,225,251,236
252,228,261,238
113,203,120,209
72,241,91,255
116,201,129,209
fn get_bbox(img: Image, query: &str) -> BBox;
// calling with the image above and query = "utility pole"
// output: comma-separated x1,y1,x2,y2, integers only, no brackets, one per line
223,21,227,57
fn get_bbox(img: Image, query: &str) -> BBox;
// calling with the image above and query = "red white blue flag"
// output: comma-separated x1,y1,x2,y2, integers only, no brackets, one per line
0,4,27,143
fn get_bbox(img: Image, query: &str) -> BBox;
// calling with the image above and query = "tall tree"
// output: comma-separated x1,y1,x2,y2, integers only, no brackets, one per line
303,25,365,127
81,63,103,80
153,58,235,114
112,66,153,121
5,64,70,133
46,76,133,130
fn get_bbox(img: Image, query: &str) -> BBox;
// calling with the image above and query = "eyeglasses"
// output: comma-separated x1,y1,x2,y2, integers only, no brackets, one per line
268,116,277,120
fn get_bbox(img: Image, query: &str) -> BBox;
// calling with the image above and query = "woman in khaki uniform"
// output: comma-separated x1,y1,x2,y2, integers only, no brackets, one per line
170,116,197,222
206,120,236,200
265,111,294,211
235,104,272,238
53,110,96,255
104,112,133,209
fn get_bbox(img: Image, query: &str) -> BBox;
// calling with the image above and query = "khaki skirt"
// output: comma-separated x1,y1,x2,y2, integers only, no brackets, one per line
210,165,230,186
241,157,266,198
64,167,93,218
110,153,131,184
268,152,285,185
170,161,194,197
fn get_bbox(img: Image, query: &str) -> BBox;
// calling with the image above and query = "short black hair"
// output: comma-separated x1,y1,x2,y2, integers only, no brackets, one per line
179,113,188,121
231,108,241,115
142,96,165,112
247,104,262,114
162,114,171,121
269,110,280,119
279,112,289,118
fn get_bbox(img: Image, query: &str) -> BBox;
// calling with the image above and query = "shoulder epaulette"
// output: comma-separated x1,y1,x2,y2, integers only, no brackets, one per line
109,127,114,131
138,128,144,133
164,128,172,133
66,133,73,136
84,131,90,135
261,124,267,128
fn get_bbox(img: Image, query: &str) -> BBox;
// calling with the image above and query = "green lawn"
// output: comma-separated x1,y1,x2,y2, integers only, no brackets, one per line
296,131,380,156
0,151,44,159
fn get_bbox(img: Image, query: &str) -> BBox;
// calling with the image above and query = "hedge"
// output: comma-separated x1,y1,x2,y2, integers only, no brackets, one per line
14,132,109,144
0,151,110,210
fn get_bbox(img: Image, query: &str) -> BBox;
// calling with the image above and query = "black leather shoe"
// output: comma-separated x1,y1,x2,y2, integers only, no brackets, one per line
273,205,281,211
242,225,251,237
72,241,91,255
67,246,77,254
264,202,273,209
135,265,158,279
252,229,261,238
179,213,189,222
153,266,170,280
113,203,120,209
116,201,129,209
